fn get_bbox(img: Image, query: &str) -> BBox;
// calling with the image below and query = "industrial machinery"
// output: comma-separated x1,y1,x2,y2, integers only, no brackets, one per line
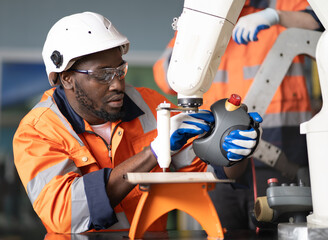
167,0,245,109
254,178,312,226
157,0,315,179
156,0,246,170
300,0,328,229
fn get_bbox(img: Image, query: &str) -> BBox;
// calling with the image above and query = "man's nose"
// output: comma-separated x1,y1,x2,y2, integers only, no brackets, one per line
108,75,124,91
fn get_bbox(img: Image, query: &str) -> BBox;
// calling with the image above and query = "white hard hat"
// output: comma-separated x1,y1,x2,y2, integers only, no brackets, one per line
42,11,130,86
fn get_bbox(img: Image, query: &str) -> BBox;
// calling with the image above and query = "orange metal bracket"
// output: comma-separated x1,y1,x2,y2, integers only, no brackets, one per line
129,182,224,240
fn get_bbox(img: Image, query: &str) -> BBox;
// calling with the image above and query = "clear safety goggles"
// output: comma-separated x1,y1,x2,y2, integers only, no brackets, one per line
69,61,128,84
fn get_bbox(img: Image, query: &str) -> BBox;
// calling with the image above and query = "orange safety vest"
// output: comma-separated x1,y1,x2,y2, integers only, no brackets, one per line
153,0,312,165
13,85,207,233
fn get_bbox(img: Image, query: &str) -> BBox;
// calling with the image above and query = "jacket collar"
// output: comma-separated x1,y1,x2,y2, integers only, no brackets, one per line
53,86,144,134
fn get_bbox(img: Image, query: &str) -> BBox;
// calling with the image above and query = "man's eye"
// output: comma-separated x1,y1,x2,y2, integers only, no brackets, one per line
93,74,103,80
93,71,106,79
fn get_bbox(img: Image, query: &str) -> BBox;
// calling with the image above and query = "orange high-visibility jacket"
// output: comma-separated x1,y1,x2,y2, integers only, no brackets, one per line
153,0,319,166
13,85,210,233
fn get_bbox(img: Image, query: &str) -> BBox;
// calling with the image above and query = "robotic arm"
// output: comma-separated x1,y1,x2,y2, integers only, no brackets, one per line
167,0,245,109
155,0,249,170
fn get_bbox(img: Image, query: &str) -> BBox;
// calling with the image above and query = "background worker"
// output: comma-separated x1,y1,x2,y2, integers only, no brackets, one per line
12,12,262,234
153,0,324,230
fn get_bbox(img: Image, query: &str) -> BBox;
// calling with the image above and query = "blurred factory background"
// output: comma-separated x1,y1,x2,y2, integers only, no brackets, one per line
0,1,323,240
0,0,182,239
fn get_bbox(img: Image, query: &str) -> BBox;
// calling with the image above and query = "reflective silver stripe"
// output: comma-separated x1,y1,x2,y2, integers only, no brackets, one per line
262,111,311,128
33,96,84,147
171,145,196,170
71,234,89,240
286,62,304,77
306,5,313,10
213,70,229,83
243,62,302,80
161,48,173,85
107,211,130,230
206,165,215,173
243,65,260,80
125,85,157,133
27,159,81,205
32,95,90,231
269,0,276,9
71,177,90,233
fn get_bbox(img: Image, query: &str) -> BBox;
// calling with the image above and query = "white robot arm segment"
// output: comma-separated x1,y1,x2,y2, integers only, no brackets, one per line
167,0,245,108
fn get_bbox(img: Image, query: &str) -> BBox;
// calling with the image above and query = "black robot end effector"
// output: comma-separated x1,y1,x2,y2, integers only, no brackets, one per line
193,94,261,167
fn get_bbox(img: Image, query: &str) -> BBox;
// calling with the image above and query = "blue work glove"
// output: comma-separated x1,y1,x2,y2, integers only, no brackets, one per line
222,112,263,161
232,8,279,45
151,110,214,158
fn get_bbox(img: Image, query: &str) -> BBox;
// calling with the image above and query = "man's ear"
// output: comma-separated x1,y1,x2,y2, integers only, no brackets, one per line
60,71,74,90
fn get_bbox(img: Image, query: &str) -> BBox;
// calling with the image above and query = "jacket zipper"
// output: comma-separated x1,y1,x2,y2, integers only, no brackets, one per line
85,120,123,158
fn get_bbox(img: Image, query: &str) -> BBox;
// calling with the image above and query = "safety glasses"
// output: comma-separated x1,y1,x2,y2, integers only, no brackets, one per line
69,61,128,84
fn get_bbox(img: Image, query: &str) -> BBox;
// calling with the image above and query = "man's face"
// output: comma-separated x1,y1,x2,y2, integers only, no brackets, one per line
66,48,126,124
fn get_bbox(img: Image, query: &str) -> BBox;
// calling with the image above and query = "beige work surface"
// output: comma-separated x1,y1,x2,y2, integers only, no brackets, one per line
125,172,234,184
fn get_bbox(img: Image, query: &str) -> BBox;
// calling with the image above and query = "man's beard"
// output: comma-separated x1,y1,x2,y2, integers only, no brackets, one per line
75,82,125,122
